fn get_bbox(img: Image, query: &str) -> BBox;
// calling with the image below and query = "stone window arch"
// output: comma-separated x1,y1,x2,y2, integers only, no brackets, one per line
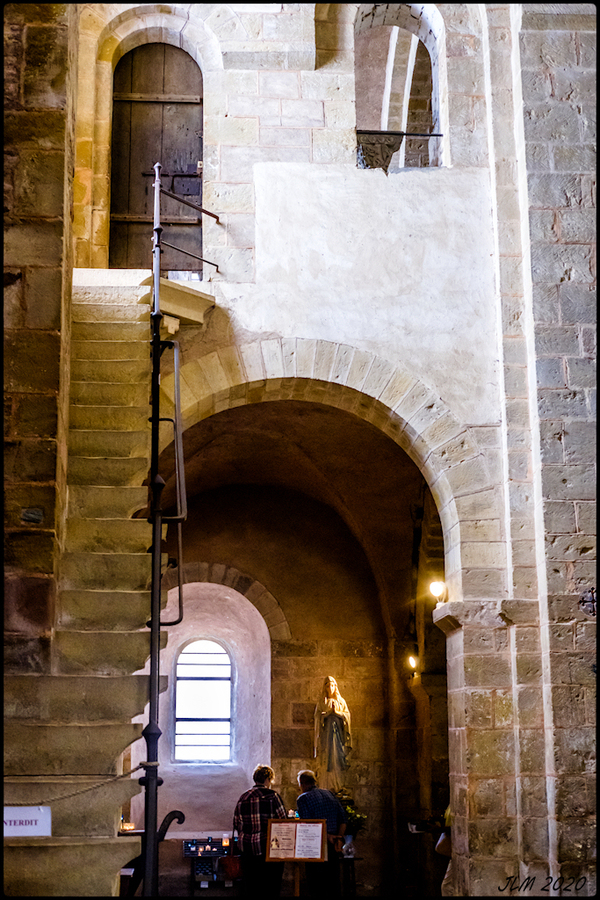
130,581,273,834
354,3,449,170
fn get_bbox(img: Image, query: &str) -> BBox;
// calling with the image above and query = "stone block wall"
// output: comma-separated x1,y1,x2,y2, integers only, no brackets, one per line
519,2,596,885
271,638,419,894
4,2,77,674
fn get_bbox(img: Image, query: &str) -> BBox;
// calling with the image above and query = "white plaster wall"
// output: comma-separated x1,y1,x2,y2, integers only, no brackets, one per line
130,584,272,837
213,162,501,427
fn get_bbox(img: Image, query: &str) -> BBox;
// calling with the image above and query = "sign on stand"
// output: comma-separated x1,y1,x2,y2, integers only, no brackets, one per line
266,819,327,862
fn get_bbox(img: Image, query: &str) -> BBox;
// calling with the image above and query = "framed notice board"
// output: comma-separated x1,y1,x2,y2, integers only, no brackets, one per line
266,819,327,862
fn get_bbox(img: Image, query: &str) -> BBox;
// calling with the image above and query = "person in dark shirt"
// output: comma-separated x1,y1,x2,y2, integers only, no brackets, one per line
233,765,287,897
296,769,347,897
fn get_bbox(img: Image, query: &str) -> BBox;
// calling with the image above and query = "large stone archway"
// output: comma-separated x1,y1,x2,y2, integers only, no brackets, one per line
160,339,508,605
157,341,534,894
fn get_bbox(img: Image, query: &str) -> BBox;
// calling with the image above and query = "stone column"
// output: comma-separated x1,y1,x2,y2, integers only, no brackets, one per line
435,601,532,895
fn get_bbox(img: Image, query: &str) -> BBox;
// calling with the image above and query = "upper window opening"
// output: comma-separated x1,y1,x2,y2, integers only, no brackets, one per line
355,25,434,172
353,2,448,171
175,639,232,762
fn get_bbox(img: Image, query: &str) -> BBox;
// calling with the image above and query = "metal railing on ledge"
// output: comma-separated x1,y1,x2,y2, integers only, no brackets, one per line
356,129,443,173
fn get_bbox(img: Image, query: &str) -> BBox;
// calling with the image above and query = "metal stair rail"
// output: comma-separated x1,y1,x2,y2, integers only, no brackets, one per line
140,161,192,896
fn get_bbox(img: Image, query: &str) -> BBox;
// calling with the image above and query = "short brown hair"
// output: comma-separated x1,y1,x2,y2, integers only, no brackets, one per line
253,765,275,785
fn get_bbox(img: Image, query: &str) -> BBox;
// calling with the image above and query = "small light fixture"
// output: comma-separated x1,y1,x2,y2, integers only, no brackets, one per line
430,581,446,601
408,655,418,669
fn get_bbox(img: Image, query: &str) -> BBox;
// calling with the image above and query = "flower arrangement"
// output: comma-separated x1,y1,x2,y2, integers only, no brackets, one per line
334,790,367,836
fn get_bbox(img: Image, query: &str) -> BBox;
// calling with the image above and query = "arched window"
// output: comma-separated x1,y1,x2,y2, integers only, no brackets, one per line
174,639,232,762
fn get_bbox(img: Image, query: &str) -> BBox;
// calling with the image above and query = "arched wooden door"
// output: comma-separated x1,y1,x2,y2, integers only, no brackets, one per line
109,43,203,274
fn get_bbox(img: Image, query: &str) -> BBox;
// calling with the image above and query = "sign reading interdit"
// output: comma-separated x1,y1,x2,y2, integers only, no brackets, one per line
4,807,52,837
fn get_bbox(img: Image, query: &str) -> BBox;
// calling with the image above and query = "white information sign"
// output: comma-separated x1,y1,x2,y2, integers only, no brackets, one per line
4,807,52,837
266,819,326,862
294,822,324,859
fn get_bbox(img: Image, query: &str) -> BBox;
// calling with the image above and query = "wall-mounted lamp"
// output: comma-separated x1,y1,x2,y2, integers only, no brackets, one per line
408,655,418,669
429,581,447,602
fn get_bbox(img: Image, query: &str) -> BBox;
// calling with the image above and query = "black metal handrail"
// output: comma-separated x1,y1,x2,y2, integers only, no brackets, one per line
141,161,191,896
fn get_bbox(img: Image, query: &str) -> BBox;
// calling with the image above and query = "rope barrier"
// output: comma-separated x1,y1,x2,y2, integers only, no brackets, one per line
4,765,144,805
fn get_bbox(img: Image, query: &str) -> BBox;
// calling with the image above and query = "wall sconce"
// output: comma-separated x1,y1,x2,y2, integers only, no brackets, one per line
579,587,596,617
429,581,447,602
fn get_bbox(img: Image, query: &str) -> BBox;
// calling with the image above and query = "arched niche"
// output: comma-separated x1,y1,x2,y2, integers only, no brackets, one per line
130,581,272,836
353,3,449,168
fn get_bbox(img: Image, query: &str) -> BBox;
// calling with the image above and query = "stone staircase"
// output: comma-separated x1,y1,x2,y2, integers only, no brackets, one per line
4,273,166,895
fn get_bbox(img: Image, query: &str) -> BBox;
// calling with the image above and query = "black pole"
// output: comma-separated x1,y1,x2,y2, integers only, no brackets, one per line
140,161,165,897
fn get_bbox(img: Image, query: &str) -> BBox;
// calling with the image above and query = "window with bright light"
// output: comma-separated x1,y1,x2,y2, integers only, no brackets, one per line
174,639,232,762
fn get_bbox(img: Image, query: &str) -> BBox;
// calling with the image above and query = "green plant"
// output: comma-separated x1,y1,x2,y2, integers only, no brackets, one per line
334,790,367,836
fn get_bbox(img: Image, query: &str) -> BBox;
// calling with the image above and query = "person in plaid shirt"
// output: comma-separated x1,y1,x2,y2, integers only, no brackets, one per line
233,765,287,897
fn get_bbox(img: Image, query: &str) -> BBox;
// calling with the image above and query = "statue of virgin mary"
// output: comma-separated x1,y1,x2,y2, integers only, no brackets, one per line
313,676,352,793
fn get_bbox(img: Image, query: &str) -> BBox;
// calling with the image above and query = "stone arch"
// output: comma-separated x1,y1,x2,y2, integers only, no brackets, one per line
74,3,229,267
160,339,508,603
337,3,450,166
161,562,292,640
325,2,490,168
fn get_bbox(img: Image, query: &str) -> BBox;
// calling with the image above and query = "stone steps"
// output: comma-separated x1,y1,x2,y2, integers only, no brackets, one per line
61,550,152,591
72,358,151,382
70,405,150,431
68,429,150,458
54,630,166,676
5,674,162,722
70,380,149,406
67,455,150,486
4,776,142,836
4,274,161,891
65,518,154,554
5,721,144,776
58,282,154,680
57,590,155,631
67,485,148,519
72,339,149,360
72,321,149,342
4,836,142,896
72,301,149,324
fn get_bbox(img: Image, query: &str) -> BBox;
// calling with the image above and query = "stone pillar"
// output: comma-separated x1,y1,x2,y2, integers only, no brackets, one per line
4,0,75,676
435,601,532,895
519,5,596,889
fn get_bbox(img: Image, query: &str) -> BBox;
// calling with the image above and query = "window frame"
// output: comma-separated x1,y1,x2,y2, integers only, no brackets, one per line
172,637,234,764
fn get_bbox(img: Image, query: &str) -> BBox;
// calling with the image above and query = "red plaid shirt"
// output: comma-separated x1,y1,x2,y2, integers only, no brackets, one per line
233,785,287,856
